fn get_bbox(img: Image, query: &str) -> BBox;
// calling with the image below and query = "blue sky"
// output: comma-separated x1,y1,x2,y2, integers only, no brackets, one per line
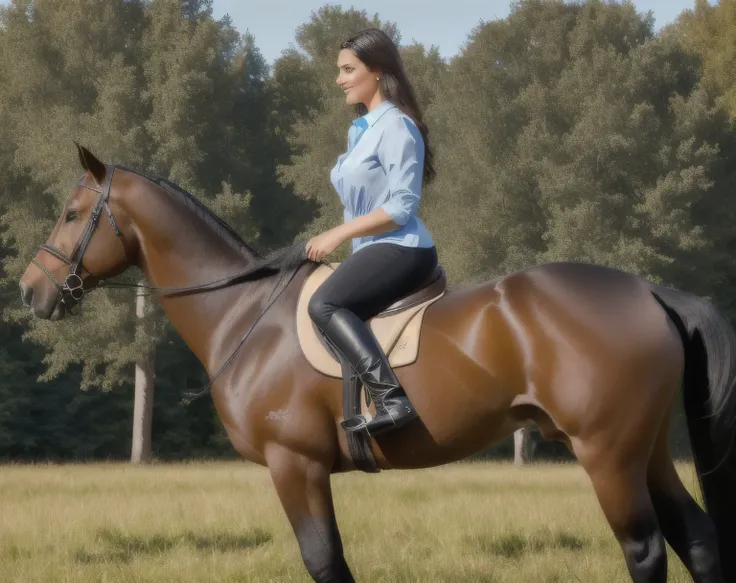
0,1,715,63
210,0,714,63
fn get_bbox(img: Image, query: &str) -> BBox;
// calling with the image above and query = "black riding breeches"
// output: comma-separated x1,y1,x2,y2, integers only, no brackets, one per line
307,243,438,331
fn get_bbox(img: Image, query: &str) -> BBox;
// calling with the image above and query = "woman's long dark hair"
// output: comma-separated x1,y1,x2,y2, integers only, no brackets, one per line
340,28,436,184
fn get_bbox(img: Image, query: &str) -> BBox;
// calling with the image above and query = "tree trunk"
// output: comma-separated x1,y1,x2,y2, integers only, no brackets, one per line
513,427,534,466
131,284,156,464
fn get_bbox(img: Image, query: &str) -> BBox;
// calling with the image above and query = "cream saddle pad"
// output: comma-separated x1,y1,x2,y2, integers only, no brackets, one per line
296,262,446,378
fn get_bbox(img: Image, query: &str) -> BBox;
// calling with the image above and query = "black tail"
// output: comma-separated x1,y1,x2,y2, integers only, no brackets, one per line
649,283,736,580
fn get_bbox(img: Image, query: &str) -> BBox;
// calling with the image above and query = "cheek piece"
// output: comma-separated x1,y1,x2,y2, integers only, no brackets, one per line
32,167,124,310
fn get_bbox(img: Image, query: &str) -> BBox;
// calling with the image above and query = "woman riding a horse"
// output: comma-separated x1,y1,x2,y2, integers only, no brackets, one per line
305,28,438,437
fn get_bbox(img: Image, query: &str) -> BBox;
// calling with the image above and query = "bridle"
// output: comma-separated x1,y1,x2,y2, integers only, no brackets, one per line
29,164,311,402
32,166,123,310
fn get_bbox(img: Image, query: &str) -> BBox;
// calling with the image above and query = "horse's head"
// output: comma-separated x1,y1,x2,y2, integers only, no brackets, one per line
19,145,134,320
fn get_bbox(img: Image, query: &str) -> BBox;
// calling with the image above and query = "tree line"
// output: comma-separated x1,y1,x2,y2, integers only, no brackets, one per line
0,0,732,462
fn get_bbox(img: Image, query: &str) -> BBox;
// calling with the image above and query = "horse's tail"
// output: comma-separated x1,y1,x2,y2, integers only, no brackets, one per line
649,282,736,580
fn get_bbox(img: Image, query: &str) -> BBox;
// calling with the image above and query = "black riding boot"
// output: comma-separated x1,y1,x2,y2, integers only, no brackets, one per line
323,308,418,437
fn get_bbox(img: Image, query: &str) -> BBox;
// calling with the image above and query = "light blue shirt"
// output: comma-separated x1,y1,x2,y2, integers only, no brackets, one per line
330,100,435,253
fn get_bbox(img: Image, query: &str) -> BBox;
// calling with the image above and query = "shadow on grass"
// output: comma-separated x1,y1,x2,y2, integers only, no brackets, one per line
2,543,35,561
74,526,272,563
465,529,586,559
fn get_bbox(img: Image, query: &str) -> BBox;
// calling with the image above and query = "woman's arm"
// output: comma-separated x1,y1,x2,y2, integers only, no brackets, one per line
306,209,397,261
377,116,425,226
334,207,398,239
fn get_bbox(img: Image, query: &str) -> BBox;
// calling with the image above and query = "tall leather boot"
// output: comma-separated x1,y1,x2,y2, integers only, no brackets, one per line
322,308,418,436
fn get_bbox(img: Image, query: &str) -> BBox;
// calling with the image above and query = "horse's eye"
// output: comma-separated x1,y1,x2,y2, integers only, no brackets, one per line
65,210,78,223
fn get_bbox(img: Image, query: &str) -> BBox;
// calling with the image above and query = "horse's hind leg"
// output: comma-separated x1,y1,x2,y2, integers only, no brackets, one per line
648,413,723,582
266,445,355,583
586,461,667,582
573,432,667,583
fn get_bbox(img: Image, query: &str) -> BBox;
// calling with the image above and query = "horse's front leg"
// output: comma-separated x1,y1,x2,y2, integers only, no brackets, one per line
267,444,355,583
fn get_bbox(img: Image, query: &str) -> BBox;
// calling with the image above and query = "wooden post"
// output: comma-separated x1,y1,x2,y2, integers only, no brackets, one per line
131,283,155,464
513,427,534,465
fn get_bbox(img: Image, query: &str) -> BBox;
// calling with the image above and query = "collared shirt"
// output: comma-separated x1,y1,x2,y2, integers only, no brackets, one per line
330,100,435,253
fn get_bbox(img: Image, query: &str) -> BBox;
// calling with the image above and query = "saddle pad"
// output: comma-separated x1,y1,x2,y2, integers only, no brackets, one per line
296,263,444,378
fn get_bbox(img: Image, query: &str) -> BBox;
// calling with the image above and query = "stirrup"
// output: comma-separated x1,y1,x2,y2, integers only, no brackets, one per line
341,412,373,434
341,400,417,437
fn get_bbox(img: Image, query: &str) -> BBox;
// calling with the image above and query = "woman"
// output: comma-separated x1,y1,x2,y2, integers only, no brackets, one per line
306,28,438,437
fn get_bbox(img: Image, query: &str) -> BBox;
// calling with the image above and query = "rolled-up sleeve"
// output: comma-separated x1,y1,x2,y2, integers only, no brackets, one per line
377,117,425,226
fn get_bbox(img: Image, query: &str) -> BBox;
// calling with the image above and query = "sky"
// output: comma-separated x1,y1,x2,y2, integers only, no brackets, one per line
0,1,716,64
209,0,715,64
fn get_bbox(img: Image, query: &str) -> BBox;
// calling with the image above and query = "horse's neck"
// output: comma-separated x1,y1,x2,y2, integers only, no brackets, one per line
123,183,265,373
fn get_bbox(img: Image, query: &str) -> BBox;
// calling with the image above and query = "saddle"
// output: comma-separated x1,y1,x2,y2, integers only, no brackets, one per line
296,262,447,473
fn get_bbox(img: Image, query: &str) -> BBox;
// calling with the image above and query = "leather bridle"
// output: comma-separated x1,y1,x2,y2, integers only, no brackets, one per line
31,167,123,310
28,164,310,402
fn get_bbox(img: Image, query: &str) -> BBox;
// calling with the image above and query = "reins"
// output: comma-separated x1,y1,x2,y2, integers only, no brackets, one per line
98,250,311,405
34,163,313,404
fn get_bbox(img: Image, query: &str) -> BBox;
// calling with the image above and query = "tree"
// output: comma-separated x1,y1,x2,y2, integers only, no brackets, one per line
1,0,154,392
0,0,263,461
421,0,736,320
673,0,736,119
2,0,734,465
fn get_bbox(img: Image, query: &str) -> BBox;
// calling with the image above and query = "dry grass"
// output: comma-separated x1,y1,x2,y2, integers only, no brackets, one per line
0,460,699,582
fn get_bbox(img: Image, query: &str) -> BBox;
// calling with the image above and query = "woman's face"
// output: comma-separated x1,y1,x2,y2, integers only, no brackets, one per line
336,48,379,107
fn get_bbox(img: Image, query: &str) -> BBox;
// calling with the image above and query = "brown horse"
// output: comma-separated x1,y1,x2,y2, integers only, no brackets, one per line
18,145,736,583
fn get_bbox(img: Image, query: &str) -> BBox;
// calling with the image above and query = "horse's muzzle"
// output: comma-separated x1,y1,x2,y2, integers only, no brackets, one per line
19,281,33,308
19,281,68,320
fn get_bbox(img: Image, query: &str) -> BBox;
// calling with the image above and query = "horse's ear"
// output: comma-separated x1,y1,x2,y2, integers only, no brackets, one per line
74,142,107,186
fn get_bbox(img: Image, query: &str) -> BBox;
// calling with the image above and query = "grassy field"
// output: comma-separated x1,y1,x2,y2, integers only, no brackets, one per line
0,460,700,582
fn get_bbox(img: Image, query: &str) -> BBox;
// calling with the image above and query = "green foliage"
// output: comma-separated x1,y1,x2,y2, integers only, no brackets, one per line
1,0,736,460
0,0,286,459
674,0,736,119
0,323,235,461
423,0,736,309
0,0,267,391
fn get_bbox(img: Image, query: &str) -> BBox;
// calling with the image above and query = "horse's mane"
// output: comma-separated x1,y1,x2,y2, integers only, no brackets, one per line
115,165,311,282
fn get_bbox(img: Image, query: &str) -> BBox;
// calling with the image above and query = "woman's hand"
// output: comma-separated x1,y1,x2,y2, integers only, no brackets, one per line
306,229,345,262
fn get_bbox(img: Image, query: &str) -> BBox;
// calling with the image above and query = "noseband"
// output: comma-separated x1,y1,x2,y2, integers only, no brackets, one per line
32,166,123,308
28,164,312,404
